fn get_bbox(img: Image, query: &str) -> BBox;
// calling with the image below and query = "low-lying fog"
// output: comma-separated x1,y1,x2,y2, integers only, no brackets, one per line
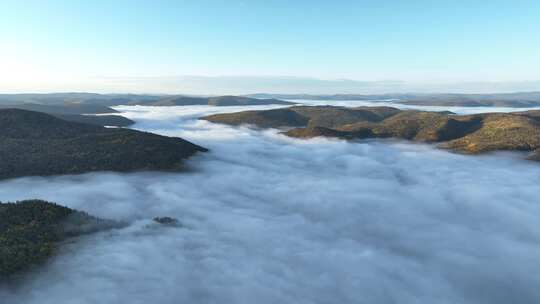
1,102,540,304
291,98,540,114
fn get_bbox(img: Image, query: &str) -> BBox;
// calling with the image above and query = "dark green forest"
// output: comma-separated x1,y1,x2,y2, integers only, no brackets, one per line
0,200,120,278
0,109,207,180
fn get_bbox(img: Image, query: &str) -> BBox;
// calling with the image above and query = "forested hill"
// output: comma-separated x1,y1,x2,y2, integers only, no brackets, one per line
0,109,207,180
0,199,122,278
202,105,540,161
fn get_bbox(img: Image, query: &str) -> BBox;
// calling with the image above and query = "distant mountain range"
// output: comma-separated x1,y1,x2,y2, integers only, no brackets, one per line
201,105,540,161
0,93,159,106
0,103,134,127
0,109,207,180
0,93,294,107
247,92,540,107
0,94,297,128
3,92,540,109
139,95,294,106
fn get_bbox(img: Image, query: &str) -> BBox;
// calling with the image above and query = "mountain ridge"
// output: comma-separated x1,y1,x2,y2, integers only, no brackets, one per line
0,93,294,107
201,105,540,160
0,109,207,180
0,199,122,278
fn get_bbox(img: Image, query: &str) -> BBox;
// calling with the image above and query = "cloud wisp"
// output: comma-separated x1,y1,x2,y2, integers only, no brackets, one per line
1,104,540,304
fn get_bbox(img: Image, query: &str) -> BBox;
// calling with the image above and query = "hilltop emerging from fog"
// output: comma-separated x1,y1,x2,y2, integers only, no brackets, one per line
0,109,207,180
0,200,121,278
202,105,540,161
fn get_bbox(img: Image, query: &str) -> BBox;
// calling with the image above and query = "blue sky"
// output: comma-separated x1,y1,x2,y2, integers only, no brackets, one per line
1,0,539,93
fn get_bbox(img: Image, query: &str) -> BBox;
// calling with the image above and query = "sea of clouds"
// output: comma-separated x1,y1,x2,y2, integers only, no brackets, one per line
1,102,540,304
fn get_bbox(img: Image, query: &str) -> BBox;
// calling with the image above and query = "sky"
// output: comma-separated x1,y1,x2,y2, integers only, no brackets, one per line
1,0,540,93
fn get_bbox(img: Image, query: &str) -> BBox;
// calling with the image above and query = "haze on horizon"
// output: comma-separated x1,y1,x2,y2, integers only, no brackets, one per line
1,0,540,94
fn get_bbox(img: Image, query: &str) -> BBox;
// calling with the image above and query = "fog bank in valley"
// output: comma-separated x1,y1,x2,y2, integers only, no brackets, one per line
1,104,540,304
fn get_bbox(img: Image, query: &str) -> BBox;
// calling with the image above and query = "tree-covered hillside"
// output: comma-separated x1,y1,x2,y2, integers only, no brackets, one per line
0,109,207,180
0,200,121,278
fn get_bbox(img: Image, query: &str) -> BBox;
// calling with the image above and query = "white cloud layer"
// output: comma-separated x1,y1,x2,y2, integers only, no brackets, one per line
1,103,540,303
